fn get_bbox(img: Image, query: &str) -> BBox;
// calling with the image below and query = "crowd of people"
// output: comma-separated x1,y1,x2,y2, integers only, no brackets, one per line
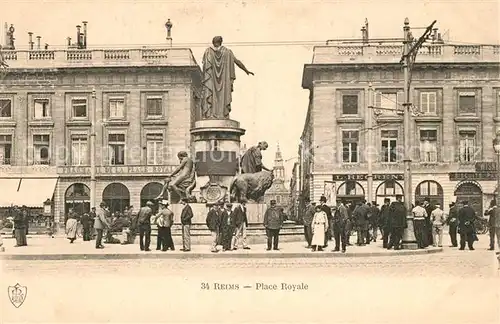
302,195,500,253
59,197,287,253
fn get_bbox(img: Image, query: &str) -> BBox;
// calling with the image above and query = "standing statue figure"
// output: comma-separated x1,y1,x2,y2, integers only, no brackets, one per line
156,151,196,202
240,141,271,174
201,36,254,120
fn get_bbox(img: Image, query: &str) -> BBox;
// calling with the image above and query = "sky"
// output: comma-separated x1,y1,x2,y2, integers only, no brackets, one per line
2,0,500,186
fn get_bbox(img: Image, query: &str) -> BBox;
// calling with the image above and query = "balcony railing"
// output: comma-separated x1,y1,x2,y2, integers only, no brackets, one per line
311,44,500,64
0,47,198,69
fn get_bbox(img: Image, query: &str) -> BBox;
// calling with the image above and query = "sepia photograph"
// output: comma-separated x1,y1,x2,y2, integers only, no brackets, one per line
0,0,499,323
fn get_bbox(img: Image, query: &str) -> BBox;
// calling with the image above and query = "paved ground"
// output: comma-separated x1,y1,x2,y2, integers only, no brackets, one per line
1,234,499,323
0,234,444,259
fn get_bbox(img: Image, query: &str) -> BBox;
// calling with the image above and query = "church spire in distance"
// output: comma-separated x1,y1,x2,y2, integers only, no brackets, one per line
273,142,285,182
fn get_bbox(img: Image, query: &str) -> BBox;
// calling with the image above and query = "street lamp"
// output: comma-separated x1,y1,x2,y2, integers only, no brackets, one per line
492,133,500,205
90,88,97,210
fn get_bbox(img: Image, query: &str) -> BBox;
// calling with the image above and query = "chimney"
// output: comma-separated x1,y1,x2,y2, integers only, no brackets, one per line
67,37,72,47
44,43,49,50
36,36,41,50
432,28,438,43
76,25,81,48
365,18,369,42
437,33,444,44
361,26,367,43
4,23,7,47
28,32,34,50
82,21,88,48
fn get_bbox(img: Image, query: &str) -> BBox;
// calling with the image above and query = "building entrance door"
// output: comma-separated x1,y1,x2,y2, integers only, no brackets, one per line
455,181,483,216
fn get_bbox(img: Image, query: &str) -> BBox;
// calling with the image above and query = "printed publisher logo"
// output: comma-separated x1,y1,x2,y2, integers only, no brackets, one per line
8,283,27,308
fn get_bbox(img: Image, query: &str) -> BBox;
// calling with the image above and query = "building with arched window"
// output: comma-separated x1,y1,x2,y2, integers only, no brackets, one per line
297,19,500,213
0,39,201,229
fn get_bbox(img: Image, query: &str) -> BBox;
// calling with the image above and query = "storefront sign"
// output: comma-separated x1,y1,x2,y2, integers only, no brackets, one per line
449,172,497,181
57,165,177,176
475,162,498,172
332,174,404,181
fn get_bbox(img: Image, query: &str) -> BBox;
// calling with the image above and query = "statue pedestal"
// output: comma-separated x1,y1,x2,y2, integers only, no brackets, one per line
191,119,245,203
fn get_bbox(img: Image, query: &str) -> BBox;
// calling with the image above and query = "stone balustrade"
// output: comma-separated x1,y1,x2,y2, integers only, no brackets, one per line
311,44,500,64
0,47,198,68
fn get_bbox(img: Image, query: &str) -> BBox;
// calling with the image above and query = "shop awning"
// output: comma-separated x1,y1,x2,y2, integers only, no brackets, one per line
0,178,58,207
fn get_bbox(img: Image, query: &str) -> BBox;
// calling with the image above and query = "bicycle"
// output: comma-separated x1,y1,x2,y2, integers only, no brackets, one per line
474,217,489,235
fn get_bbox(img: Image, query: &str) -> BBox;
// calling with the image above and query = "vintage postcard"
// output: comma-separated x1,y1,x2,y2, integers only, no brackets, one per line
0,0,499,323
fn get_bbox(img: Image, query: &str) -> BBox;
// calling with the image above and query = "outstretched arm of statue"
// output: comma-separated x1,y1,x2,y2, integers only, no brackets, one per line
262,165,272,172
234,57,254,76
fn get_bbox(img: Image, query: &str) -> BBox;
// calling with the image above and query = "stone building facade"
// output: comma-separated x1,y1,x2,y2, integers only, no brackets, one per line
0,45,201,227
300,40,500,216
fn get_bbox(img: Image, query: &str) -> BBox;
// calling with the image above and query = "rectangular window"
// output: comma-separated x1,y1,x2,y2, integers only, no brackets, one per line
419,130,438,163
342,130,359,163
33,134,50,165
375,91,403,116
0,99,12,118
381,130,398,162
71,134,88,165
146,133,163,165
72,98,87,118
342,95,358,115
108,133,125,165
458,92,476,115
459,130,476,163
146,97,162,117
0,135,12,165
34,99,50,119
420,92,437,115
109,98,125,119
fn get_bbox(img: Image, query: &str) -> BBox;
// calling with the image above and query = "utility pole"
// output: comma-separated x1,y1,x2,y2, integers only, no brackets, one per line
90,88,97,210
366,83,374,203
400,18,436,250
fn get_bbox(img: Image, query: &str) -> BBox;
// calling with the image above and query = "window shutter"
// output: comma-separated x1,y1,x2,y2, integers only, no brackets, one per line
429,92,437,114
375,92,381,110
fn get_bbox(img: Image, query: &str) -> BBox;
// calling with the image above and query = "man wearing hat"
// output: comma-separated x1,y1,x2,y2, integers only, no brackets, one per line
94,202,110,249
180,198,193,252
387,195,406,250
220,203,236,251
263,200,284,250
232,201,250,250
319,195,333,247
137,201,154,251
206,203,222,252
155,200,175,251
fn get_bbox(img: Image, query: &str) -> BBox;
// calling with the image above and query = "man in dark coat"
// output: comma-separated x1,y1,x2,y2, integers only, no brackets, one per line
263,200,284,251
353,200,369,246
220,203,235,251
369,201,380,242
387,195,406,250
180,198,194,252
333,200,350,253
206,203,222,252
319,195,332,247
445,202,459,247
379,198,391,248
485,199,497,251
423,198,434,247
458,200,476,250
13,206,27,247
81,212,92,241
231,202,250,250
302,199,315,248
136,201,154,251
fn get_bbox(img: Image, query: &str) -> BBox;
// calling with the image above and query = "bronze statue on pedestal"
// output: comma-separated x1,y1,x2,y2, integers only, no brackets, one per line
156,151,196,203
201,36,254,120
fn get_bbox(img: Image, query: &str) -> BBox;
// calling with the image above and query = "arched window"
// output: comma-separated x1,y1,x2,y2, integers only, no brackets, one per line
415,180,443,207
64,183,90,218
140,182,162,213
102,183,130,213
375,180,404,206
336,180,364,196
455,181,483,216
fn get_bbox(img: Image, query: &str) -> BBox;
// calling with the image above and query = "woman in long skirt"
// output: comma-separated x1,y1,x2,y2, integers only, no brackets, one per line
311,205,328,251
13,207,27,247
66,214,78,243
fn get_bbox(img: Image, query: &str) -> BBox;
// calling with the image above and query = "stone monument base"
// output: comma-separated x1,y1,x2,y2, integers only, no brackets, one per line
169,202,267,224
